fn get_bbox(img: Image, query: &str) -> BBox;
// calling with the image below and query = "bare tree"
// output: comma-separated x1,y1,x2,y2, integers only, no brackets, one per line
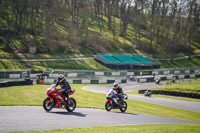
119,0,132,37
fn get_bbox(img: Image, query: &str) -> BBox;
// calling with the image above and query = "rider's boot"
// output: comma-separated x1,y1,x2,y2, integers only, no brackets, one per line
64,97,68,106
65,96,71,106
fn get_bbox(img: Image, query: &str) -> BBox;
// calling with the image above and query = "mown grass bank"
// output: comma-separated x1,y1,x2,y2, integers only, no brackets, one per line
0,59,109,71
0,84,200,122
0,57,200,71
159,57,200,68
13,123,200,133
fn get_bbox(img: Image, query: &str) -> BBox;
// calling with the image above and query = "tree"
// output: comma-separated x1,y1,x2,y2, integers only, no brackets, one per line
119,0,132,37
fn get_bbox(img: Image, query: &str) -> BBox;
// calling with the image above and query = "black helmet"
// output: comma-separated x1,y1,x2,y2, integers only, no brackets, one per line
58,74,65,82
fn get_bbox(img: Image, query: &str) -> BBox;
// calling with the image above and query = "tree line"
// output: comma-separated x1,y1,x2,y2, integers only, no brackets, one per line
0,0,200,58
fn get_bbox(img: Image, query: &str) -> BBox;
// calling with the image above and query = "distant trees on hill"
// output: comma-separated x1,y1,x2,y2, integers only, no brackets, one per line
0,0,199,58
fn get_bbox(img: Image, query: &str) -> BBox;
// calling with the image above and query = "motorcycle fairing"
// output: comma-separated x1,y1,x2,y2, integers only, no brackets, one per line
107,99,112,104
69,89,76,95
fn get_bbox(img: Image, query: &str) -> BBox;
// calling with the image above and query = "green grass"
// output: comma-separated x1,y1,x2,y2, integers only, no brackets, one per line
0,60,32,70
0,50,21,59
127,99,200,122
1,56,200,71
12,124,200,133
151,94,200,102
1,84,200,122
127,80,200,102
30,59,109,71
0,84,45,106
23,53,88,59
126,90,200,102
0,84,106,107
152,80,200,94
0,59,110,71
160,57,200,68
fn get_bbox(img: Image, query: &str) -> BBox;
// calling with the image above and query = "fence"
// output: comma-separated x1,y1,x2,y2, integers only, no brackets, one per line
0,70,32,80
0,67,199,84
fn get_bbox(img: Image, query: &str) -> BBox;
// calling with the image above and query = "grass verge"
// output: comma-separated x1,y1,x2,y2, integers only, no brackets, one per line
127,80,200,102
152,80,200,94
126,90,200,102
12,124,200,133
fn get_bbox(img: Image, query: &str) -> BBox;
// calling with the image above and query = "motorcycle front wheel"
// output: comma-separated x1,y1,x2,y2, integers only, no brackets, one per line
120,101,127,113
105,101,112,111
66,97,76,112
43,97,54,112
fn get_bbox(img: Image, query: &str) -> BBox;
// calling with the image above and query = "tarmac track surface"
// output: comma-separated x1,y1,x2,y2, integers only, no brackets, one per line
0,106,199,133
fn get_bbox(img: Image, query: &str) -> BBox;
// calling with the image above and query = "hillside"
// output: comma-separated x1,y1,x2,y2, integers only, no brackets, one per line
0,0,200,71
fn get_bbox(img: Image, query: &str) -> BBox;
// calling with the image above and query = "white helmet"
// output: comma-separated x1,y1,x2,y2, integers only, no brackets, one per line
113,82,119,89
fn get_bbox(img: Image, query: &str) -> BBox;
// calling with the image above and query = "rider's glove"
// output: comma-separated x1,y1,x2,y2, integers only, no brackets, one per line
58,89,64,94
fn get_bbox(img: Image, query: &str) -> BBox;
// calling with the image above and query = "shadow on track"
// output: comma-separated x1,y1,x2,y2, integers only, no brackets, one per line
49,111,87,117
110,111,138,116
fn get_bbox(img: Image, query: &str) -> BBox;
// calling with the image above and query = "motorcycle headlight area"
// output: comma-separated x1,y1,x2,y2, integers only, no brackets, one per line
123,94,128,99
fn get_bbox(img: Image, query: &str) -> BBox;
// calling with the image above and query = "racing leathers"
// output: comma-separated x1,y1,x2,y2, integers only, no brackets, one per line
108,86,124,104
56,79,71,104
113,86,123,95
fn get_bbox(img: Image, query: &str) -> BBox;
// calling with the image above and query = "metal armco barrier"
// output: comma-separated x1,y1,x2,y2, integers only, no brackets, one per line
0,79,33,87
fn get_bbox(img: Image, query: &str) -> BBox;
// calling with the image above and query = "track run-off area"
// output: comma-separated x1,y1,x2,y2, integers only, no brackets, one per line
82,81,200,112
0,81,200,133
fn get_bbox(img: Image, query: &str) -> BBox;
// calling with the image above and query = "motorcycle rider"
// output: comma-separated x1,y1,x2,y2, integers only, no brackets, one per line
172,77,176,83
144,88,152,96
112,82,124,104
56,74,71,105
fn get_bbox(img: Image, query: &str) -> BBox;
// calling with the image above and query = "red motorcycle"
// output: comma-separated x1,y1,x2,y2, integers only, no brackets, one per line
43,85,76,112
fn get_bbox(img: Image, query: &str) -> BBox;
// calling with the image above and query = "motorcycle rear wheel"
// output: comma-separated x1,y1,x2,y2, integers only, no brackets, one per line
120,101,127,113
105,101,112,111
43,97,54,112
66,97,76,112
